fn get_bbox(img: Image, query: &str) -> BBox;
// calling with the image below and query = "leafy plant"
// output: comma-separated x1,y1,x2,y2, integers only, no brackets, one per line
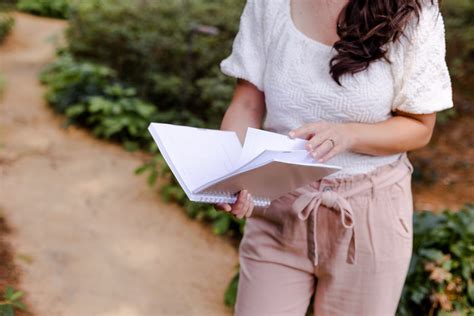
64,0,243,129
0,11,14,43
435,108,458,125
65,86,158,151
17,0,70,19
397,204,474,315
0,286,26,316
0,0,16,12
224,269,239,307
40,53,117,114
40,54,162,150
442,0,474,99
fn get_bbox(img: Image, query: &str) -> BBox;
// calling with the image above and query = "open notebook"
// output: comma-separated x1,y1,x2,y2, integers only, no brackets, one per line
148,123,342,208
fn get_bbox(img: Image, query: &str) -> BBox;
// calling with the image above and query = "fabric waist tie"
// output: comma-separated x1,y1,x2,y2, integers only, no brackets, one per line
291,153,414,266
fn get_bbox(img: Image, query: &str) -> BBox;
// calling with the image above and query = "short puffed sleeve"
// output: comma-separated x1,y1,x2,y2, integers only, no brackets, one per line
391,0,454,114
219,0,267,92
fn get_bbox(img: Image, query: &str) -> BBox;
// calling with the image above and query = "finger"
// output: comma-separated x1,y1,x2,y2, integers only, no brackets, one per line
291,121,330,140
245,194,255,218
237,191,251,219
311,139,334,161
232,190,247,218
306,130,331,152
243,192,252,217
215,203,232,212
288,124,316,140
318,145,340,162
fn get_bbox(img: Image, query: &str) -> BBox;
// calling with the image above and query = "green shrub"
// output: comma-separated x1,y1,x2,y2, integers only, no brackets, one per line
64,87,158,151
65,0,243,128
17,0,70,19
0,12,14,43
0,286,27,316
397,205,474,315
40,54,166,151
40,54,117,114
0,0,17,11
442,0,474,98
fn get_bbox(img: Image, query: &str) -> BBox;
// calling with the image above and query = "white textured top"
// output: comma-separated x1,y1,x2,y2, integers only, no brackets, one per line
219,0,454,178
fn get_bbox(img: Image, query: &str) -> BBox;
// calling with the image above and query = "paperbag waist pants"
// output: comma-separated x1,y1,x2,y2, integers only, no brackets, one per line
235,152,415,316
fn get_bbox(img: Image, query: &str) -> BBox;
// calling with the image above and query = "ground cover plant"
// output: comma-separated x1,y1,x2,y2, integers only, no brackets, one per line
64,0,243,128
0,9,14,43
0,286,27,316
17,0,69,19
397,205,474,315
40,53,160,151
441,0,474,101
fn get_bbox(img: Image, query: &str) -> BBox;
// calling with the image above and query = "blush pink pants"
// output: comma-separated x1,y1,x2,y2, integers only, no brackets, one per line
235,153,415,316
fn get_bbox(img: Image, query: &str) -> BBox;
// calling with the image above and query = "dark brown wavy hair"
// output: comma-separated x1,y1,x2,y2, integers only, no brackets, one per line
330,0,440,86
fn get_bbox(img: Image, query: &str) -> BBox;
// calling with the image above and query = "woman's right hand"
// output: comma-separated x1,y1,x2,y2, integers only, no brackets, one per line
214,189,255,219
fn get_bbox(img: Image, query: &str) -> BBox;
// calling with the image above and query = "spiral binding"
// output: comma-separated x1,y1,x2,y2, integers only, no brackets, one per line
199,190,271,207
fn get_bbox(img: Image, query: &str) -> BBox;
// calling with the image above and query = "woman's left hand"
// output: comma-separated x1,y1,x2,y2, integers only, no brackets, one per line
288,121,356,163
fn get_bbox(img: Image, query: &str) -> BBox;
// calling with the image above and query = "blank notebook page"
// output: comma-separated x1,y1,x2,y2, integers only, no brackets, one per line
238,127,308,165
149,123,242,193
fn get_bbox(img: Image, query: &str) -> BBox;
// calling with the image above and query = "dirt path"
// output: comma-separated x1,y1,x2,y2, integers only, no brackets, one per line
0,13,237,316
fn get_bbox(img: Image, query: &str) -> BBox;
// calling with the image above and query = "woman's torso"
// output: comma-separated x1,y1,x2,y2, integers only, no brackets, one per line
261,0,402,179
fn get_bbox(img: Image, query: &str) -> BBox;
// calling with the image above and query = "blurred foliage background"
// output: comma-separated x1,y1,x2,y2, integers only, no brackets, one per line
0,1,14,44
1,0,472,314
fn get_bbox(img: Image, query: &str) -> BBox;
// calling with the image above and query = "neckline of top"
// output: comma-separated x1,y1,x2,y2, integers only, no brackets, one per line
285,0,337,52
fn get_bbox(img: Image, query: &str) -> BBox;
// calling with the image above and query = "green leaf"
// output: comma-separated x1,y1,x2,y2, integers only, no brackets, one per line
224,270,239,307
468,279,474,303
9,291,23,301
419,248,444,261
123,140,139,152
212,215,231,235
12,301,26,311
147,170,158,187
64,103,86,117
134,163,150,175
4,286,13,299
0,304,14,316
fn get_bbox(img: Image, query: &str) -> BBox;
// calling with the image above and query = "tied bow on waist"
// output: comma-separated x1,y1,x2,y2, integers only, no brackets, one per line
291,186,356,266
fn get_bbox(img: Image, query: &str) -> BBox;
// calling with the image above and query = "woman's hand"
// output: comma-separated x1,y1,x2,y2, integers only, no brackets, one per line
214,189,255,219
289,121,356,163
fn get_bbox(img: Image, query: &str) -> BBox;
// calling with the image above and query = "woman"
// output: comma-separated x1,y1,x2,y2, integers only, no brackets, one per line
215,0,453,314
